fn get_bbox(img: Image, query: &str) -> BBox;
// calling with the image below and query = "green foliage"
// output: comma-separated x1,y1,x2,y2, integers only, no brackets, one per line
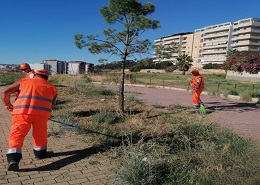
74,0,160,58
250,91,260,98
93,110,119,124
202,63,222,69
74,0,160,113
228,89,239,96
127,94,143,104
176,54,193,74
95,60,136,71
0,73,24,84
153,41,177,62
67,84,116,97
82,75,92,83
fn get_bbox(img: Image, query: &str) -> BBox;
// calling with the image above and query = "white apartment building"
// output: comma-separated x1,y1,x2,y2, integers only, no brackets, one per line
154,17,260,68
153,32,193,63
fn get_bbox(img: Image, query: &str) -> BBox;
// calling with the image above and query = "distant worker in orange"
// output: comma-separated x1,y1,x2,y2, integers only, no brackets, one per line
19,63,35,78
190,69,205,108
1,70,57,171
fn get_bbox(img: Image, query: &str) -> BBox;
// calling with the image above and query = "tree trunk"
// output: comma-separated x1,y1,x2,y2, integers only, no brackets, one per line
119,59,126,116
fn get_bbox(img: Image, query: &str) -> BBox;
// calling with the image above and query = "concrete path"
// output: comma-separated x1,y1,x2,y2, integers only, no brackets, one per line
0,87,117,184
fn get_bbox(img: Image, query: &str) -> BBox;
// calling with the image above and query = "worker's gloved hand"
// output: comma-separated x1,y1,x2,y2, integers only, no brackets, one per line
5,104,13,112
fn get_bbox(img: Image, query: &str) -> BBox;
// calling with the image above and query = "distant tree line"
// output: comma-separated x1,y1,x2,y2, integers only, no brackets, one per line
94,58,174,72
94,50,260,74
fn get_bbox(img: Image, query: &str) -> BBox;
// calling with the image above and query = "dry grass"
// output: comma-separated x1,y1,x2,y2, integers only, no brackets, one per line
48,75,260,185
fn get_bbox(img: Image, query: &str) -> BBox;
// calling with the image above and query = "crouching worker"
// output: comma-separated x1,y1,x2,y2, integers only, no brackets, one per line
1,70,57,171
190,69,204,108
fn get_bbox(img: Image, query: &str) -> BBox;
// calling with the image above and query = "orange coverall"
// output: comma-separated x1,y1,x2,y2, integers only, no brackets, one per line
7,77,57,162
190,74,204,106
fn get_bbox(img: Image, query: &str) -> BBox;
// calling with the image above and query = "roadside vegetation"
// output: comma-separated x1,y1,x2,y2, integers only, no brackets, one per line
89,72,260,103
46,74,260,185
1,71,259,184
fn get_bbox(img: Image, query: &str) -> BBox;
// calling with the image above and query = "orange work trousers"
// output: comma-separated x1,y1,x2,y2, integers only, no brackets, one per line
9,114,49,149
192,89,203,105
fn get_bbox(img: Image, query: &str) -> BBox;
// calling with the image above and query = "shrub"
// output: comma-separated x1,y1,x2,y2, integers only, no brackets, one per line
250,91,260,98
0,73,24,84
165,65,177,72
242,62,260,74
116,143,169,185
203,63,222,69
93,110,119,124
228,89,239,96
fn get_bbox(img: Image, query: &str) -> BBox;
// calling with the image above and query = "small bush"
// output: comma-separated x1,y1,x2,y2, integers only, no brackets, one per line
127,95,142,104
228,89,239,95
240,92,253,102
116,143,169,185
93,111,119,124
203,63,222,69
250,91,260,98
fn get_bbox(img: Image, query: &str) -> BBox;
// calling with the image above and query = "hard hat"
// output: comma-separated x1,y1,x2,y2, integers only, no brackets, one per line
35,69,49,77
191,69,199,74
19,63,29,70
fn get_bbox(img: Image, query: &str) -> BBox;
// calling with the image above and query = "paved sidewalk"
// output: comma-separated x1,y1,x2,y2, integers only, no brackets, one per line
0,87,116,184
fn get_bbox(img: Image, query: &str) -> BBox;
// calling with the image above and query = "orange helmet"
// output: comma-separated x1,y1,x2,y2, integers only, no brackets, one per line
35,69,49,77
191,69,199,74
19,63,29,70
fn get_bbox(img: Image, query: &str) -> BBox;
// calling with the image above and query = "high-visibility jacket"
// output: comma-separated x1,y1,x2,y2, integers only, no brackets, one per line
12,78,57,118
25,70,35,78
190,74,204,91
14,70,35,100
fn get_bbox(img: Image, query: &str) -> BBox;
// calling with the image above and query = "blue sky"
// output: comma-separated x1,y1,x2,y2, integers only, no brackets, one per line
1,0,259,65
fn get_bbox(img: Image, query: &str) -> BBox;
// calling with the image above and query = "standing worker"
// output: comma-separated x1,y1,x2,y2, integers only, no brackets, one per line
1,70,57,171
19,63,35,78
190,69,204,108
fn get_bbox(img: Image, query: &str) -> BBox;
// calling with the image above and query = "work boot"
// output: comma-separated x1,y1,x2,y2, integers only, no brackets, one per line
34,149,47,159
6,153,22,171
7,161,19,171
193,104,200,108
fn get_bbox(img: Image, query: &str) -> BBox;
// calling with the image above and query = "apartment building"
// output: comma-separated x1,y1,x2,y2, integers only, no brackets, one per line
153,32,193,63
154,17,260,68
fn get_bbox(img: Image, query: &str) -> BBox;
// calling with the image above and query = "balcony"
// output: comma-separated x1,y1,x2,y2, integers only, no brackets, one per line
203,32,229,39
231,35,260,41
200,50,227,54
235,28,260,34
233,21,260,29
231,41,260,47
203,38,228,43
202,44,228,49
204,25,231,34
